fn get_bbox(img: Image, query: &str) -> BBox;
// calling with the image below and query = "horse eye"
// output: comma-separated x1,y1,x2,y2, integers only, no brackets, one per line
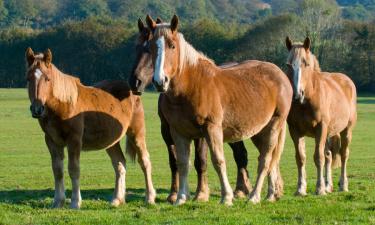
169,43,175,49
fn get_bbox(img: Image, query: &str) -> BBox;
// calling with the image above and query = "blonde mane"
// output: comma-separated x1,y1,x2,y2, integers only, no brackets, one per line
51,65,79,105
153,26,214,74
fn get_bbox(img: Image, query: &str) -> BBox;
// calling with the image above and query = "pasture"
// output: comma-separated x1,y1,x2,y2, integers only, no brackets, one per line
0,89,374,224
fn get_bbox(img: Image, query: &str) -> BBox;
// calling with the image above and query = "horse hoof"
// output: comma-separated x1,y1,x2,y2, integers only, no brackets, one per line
339,187,349,192
193,191,209,202
315,189,327,196
174,197,187,206
266,195,277,202
167,192,178,204
111,198,124,207
294,190,307,196
145,190,156,205
248,194,261,204
51,199,65,208
325,185,333,193
234,189,248,199
70,201,81,209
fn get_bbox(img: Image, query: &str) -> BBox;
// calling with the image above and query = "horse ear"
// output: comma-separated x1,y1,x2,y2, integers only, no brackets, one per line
25,47,35,66
146,14,156,30
303,37,311,51
170,15,179,33
44,49,52,68
138,18,145,32
156,17,163,24
286,36,292,51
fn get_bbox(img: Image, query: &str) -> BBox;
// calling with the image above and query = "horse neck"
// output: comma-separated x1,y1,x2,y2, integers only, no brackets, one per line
303,68,320,99
169,58,217,98
45,67,79,119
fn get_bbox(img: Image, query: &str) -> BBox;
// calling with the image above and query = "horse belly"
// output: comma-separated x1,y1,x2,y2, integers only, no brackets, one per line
81,112,127,150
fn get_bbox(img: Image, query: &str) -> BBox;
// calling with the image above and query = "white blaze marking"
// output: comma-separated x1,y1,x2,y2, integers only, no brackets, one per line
153,36,165,85
34,69,42,80
292,60,301,97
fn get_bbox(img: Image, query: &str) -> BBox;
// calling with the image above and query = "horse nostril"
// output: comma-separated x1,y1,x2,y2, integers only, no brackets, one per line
136,79,142,88
164,76,168,83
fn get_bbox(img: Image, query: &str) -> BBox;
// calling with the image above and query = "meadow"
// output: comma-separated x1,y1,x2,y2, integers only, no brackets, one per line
0,89,374,224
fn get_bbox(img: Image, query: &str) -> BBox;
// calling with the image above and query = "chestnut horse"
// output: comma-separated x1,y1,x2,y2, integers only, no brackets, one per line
129,19,251,203
146,15,292,205
285,37,357,195
25,48,156,208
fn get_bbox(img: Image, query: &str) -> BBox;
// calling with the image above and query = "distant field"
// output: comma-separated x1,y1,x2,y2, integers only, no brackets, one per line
0,89,374,224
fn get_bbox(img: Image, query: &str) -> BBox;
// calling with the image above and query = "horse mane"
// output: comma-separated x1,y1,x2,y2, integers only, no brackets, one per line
153,26,215,73
51,64,79,105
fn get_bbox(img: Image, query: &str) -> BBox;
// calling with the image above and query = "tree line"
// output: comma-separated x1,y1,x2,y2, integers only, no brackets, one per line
0,0,374,91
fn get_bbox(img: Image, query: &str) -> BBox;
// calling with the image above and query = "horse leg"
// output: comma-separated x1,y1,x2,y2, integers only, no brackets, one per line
170,128,191,205
127,133,156,204
160,121,179,203
45,135,65,208
289,126,307,196
314,123,328,195
193,138,210,202
229,141,251,198
325,135,340,193
266,122,286,202
67,137,82,209
339,127,352,192
249,117,283,204
105,142,126,207
204,124,233,205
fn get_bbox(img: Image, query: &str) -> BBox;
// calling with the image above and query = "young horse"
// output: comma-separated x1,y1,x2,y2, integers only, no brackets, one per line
146,15,293,205
129,19,251,203
25,48,156,208
285,37,357,195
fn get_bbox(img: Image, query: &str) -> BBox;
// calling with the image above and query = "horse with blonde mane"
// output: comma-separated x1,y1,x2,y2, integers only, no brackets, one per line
285,37,357,195
145,15,293,205
25,48,156,208
129,18,252,203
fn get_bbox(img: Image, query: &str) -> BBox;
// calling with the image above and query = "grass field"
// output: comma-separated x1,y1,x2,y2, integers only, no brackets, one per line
0,89,374,224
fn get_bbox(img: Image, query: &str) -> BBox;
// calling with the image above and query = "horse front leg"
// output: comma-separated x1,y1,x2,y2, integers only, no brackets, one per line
105,142,126,207
205,124,233,205
193,138,210,202
67,137,82,209
170,128,192,205
289,126,307,196
314,123,328,195
229,141,251,198
45,135,65,208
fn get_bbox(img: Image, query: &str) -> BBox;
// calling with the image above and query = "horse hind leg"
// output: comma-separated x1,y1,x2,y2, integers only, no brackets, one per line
229,141,252,198
193,138,210,202
249,117,283,204
106,142,126,207
324,135,340,193
339,127,352,192
266,122,286,202
127,133,156,204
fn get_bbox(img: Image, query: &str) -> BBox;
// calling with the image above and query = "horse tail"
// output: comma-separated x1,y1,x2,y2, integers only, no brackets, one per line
125,137,137,162
329,135,342,169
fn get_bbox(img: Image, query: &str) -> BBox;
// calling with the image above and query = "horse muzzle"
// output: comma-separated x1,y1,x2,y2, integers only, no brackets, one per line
152,76,169,93
293,90,305,104
30,102,45,118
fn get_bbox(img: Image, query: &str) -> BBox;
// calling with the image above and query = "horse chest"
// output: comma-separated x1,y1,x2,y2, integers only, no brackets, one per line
288,103,320,136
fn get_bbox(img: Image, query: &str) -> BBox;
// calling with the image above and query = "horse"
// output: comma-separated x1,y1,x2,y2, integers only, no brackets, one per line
145,15,293,205
128,18,251,203
285,37,357,195
25,48,156,208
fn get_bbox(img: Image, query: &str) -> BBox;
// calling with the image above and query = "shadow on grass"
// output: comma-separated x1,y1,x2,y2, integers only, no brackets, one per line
357,99,375,104
0,188,172,208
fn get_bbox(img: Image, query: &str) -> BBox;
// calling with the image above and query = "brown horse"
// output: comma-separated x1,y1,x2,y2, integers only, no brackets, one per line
145,15,293,205
25,48,156,208
285,37,357,195
129,19,252,203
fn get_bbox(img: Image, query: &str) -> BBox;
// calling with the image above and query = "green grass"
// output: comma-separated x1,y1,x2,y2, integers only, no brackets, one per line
0,89,374,225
